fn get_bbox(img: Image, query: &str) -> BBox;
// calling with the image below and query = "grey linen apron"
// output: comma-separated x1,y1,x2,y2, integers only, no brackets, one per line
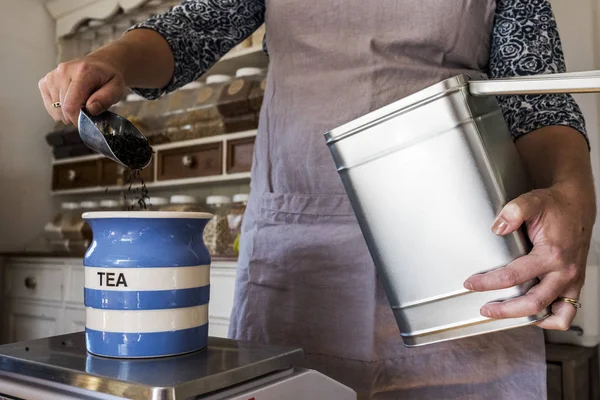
228,1,547,398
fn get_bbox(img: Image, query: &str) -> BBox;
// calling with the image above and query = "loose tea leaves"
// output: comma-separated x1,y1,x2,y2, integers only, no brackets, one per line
103,132,153,170
123,169,150,211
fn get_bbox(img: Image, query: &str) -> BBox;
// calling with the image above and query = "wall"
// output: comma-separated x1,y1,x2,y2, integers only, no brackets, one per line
551,0,600,239
0,0,57,251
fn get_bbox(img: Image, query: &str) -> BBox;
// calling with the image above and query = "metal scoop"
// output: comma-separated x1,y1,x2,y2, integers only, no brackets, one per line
78,107,152,170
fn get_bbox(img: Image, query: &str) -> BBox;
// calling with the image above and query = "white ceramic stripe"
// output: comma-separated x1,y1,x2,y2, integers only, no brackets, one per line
84,265,210,291
85,304,208,333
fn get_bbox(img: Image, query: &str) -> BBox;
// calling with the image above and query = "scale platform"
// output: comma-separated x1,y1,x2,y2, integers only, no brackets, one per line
0,332,356,399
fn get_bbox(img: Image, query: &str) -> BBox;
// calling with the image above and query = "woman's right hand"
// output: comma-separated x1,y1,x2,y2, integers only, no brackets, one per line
39,56,126,126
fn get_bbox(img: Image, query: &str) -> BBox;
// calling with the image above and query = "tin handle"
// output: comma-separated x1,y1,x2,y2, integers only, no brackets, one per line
469,70,600,96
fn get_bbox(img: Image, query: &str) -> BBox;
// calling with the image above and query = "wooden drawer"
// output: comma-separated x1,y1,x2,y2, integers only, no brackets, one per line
227,137,255,173
52,160,99,190
157,143,222,181
4,265,64,303
100,158,154,186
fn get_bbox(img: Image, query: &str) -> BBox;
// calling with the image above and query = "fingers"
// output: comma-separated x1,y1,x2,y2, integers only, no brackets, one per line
86,76,125,116
536,286,581,331
491,192,543,236
480,273,564,319
464,252,545,291
38,59,125,125
39,77,62,123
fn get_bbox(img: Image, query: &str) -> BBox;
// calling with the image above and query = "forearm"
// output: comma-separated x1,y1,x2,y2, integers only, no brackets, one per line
88,29,174,90
515,126,596,221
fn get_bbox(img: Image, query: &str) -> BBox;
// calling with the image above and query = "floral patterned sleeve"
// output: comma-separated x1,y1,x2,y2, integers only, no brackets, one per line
127,0,265,99
489,0,588,145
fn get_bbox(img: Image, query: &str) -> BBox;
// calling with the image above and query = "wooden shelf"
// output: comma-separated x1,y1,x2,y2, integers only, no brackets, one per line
51,130,256,195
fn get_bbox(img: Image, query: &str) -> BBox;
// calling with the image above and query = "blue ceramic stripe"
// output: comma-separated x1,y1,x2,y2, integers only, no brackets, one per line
84,285,210,310
85,324,208,358
84,217,211,268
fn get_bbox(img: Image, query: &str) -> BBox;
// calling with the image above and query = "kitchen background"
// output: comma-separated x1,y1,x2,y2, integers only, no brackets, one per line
0,1,598,399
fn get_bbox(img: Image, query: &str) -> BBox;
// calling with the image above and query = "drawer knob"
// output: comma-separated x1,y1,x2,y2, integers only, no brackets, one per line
67,169,77,181
24,276,36,290
182,155,195,168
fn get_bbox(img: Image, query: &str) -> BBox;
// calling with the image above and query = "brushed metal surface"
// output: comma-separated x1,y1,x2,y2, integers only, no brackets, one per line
0,332,304,399
325,73,553,346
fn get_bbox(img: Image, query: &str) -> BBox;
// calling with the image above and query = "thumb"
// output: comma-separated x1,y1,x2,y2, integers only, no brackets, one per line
86,76,125,115
492,192,543,236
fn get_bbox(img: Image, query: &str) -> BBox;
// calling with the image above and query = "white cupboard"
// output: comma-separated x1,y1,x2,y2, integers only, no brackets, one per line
0,257,237,344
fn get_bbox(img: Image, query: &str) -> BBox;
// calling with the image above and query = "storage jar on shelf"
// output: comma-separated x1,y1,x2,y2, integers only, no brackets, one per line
218,68,264,133
203,195,232,257
147,196,169,211
228,193,249,256
137,94,171,145
162,195,206,212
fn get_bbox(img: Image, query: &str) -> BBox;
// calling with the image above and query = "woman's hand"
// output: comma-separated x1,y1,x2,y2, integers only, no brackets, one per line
39,55,126,126
463,182,594,331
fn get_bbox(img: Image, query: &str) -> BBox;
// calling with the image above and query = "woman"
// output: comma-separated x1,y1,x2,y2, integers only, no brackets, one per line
39,0,595,398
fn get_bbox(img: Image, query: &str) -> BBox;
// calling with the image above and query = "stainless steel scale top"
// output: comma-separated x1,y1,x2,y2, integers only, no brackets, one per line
0,332,304,399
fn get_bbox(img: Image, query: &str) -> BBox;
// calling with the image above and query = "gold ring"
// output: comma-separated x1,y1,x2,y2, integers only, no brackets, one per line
52,102,61,108
557,297,582,309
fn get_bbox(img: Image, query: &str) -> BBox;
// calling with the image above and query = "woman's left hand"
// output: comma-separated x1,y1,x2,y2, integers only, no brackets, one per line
463,182,593,331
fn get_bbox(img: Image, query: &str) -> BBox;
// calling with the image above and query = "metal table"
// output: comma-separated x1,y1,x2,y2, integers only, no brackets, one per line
0,333,356,399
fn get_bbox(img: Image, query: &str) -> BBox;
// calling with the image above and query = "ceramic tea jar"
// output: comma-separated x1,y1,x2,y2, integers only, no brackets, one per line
82,211,213,358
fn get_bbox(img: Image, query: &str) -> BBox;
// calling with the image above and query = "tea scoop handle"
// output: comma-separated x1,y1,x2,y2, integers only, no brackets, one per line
469,70,600,96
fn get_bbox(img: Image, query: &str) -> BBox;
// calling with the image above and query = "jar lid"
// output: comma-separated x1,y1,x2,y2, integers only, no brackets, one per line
170,195,198,204
126,93,145,102
206,195,232,205
61,202,80,210
236,68,263,78
148,197,169,205
180,81,203,90
100,200,120,208
205,74,231,84
80,201,99,209
232,193,250,203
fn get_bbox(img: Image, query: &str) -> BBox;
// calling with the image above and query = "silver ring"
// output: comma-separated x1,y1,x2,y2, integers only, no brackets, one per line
52,102,61,108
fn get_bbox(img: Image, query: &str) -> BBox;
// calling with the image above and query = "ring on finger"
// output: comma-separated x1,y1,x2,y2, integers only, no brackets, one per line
52,102,61,108
556,296,582,309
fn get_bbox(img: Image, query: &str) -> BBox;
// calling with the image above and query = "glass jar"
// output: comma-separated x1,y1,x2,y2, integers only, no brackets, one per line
99,199,122,211
162,195,206,212
218,68,264,119
203,195,232,257
165,81,204,142
137,94,171,145
147,196,169,211
228,193,249,256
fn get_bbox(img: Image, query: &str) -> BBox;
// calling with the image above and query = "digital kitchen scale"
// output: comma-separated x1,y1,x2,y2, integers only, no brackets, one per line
0,333,356,399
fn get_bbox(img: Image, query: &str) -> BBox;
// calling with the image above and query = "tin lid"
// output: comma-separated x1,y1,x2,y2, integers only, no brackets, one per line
80,201,99,209
206,195,231,205
148,197,169,206
232,193,249,203
61,202,80,210
126,93,145,102
99,200,120,208
236,68,263,78
170,195,197,204
206,75,231,84
324,73,483,144
180,81,203,90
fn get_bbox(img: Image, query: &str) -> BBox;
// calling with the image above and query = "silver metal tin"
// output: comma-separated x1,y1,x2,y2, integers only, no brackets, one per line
325,71,600,347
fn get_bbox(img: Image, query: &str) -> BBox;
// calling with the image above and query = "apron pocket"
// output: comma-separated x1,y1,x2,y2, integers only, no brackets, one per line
248,191,366,290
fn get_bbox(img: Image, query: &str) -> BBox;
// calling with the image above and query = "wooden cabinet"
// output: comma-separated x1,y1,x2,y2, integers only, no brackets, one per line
3,302,62,344
546,343,599,400
158,143,223,181
0,257,237,344
52,160,99,190
227,137,255,173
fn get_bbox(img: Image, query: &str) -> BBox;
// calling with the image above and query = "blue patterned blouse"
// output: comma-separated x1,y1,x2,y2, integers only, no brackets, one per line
129,0,587,143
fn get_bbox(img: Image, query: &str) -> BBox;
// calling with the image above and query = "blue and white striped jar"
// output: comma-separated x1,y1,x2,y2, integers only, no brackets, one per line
82,211,213,358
